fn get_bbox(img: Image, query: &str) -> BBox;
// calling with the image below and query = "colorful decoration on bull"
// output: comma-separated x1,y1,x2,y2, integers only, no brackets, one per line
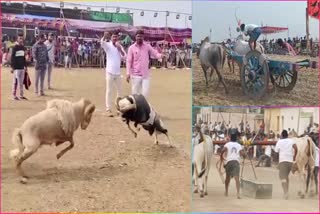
308,0,319,19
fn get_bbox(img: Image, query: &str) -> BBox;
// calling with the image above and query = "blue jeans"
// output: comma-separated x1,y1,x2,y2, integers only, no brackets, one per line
35,67,47,94
249,27,262,42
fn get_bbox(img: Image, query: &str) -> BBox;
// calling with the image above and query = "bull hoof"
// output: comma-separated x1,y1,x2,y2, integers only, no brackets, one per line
20,177,28,184
297,191,302,196
154,141,159,145
194,189,198,193
200,192,204,198
204,191,208,196
300,194,305,199
134,133,137,138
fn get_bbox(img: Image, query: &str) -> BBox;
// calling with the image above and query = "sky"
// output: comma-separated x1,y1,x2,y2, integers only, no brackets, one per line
23,1,192,28
192,1,319,43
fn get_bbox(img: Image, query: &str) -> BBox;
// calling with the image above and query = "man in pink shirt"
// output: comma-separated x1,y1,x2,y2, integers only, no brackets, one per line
126,30,163,98
277,39,297,56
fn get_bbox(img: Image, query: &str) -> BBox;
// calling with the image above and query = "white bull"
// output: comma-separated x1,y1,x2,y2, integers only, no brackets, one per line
233,34,265,55
291,136,317,198
192,134,213,198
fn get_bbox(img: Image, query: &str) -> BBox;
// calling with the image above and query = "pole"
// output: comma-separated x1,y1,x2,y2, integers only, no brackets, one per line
185,16,187,28
165,13,168,41
209,28,212,42
297,108,301,135
23,4,26,39
306,7,310,51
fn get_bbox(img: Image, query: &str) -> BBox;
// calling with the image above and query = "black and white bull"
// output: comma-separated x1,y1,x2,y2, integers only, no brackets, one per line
116,94,172,146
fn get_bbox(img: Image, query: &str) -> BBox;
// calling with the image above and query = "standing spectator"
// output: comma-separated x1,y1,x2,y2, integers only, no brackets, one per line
209,122,214,137
126,30,163,98
65,40,72,69
239,120,244,133
11,33,28,100
45,34,55,89
32,34,49,96
101,31,126,117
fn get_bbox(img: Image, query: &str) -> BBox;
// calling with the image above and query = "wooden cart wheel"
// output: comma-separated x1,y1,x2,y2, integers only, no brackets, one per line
270,64,298,92
240,50,269,99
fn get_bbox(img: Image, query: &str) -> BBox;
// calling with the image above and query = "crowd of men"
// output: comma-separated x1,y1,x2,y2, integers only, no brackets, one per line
259,36,319,56
192,120,319,199
6,30,182,121
193,120,319,164
2,34,192,69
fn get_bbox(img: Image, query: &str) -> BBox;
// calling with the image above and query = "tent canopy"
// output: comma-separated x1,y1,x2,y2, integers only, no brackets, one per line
260,26,288,35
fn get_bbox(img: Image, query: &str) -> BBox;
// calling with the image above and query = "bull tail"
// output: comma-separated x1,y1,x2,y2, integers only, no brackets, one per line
220,46,226,69
10,129,24,159
198,137,208,178
307,138,315,161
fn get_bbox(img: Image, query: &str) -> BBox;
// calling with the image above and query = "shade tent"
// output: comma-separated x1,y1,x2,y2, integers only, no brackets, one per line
66,19,130,32
260,26,289,35
2,13,191,42
2,13,64,30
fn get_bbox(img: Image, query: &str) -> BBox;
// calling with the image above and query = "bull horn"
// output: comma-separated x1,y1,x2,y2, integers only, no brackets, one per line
120,103,136,113
115,97,122,111
84,103,95,118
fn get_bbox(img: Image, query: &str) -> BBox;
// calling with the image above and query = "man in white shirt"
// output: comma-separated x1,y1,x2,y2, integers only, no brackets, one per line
220,128,245,199
101,31,126,117
44,34,55,89
274,130,298,199
240,23,262,51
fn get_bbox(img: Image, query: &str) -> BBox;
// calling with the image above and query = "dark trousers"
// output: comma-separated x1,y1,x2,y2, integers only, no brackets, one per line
306,166,318,193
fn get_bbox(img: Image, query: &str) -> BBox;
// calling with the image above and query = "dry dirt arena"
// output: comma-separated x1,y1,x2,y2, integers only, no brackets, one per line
193,54,319,106
193,156,319,212
1,67,191,212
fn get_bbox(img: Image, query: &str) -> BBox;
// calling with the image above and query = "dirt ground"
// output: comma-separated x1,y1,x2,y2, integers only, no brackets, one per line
192,155,319,212
193,54,319,106
1,67,191,212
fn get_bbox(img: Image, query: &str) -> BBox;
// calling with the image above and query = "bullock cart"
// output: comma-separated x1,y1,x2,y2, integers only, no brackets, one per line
225,48,318,99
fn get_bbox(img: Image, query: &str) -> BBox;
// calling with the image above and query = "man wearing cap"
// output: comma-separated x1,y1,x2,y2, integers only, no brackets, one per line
126,30,163,98
274,130,298,199
220,128,245,199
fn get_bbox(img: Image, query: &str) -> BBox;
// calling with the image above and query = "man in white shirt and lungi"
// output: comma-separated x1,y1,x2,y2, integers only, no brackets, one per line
274,130,298,199
220,128,245,199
